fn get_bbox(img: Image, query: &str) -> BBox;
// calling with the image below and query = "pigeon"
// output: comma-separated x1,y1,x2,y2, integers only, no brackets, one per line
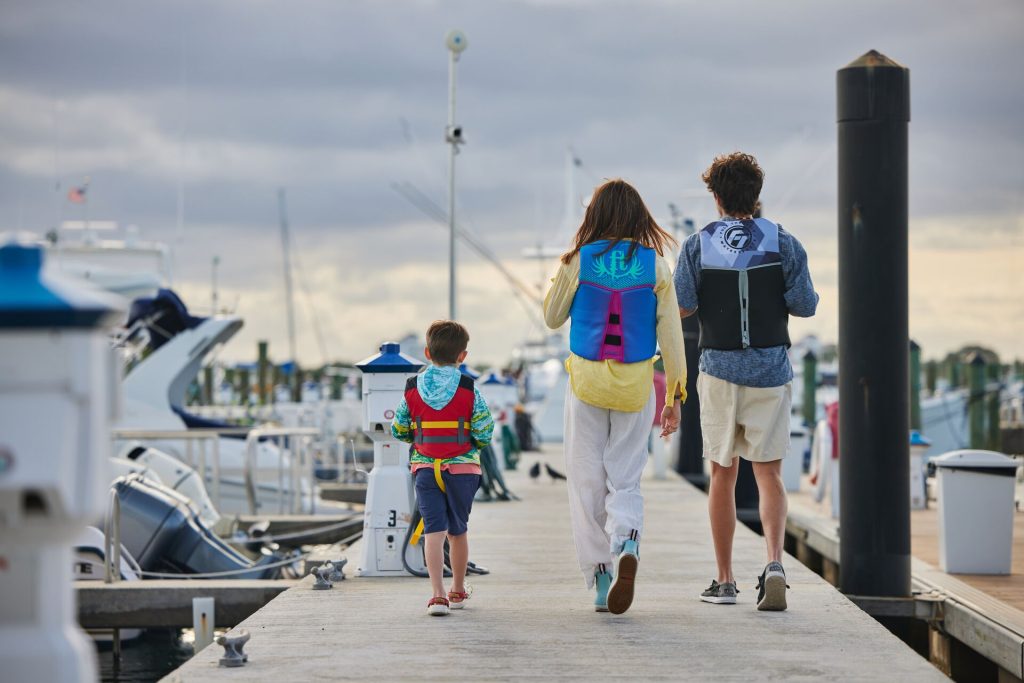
529,462,541,479
545,463,567,481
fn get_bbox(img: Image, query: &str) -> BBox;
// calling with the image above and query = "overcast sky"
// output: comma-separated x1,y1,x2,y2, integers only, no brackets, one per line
1,0,1021,365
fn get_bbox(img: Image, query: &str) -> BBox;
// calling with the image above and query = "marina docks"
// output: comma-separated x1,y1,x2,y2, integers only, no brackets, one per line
163,448,945,682
787,485,1024,679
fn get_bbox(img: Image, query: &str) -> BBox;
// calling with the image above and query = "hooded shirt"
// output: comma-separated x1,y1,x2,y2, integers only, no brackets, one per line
391,364,494,473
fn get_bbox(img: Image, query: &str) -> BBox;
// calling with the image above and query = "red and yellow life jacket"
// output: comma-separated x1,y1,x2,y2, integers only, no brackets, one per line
404,374,476,459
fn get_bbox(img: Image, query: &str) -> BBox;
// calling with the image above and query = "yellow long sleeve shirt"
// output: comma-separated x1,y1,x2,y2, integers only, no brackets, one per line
543,251,687,412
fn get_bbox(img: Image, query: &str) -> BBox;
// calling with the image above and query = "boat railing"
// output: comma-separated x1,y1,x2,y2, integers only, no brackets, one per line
111,426,321,516
243,427,321,515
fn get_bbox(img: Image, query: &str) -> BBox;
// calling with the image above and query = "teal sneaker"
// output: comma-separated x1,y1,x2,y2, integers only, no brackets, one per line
594,564,612,612
608,531,640,615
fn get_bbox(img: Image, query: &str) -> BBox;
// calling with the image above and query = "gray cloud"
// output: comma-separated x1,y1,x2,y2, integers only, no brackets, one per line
1,0,1022,360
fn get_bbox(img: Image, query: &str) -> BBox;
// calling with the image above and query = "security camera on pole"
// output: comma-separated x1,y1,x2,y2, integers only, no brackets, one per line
445,29,467,320
0,242,125,682
355,343,426,576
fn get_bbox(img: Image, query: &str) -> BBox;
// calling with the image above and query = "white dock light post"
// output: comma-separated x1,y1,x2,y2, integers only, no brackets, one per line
355,343,426,576
445,29,467,320
0,242,124,682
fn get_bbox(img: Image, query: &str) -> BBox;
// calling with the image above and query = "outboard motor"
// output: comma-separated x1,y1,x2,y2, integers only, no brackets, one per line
112,476,280,579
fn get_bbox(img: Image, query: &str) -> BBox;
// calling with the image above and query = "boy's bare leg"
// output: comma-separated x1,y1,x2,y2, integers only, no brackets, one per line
708,460,740,583
447,532,469,593
752,460,787,564
424,531,447,598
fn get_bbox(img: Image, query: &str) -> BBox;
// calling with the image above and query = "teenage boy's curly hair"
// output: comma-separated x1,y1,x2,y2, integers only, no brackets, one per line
426,320,469,365
702,152,764,218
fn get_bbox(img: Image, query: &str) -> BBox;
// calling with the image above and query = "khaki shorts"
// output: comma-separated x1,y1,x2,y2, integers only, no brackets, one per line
697,373,792,467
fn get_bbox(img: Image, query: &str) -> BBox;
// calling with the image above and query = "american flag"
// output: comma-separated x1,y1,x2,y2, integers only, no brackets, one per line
67,184,87,203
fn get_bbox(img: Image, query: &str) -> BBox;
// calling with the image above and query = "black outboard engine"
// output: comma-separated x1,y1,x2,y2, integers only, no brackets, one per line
112,476,280,579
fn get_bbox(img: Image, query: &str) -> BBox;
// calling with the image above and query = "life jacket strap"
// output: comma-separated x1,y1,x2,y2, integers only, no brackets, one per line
409,459,447,547
413,417,471,445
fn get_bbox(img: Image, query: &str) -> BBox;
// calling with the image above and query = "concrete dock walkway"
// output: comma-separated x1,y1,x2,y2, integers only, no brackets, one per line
165,448,946,681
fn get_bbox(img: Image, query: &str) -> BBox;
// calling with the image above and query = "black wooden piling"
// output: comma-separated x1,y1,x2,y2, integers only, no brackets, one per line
910,340,921,431
258,341,269,405
675,315,704,485
837,50,911,597
968,352,986,449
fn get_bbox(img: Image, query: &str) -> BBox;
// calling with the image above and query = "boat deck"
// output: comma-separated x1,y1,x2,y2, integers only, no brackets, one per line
163,447,944,682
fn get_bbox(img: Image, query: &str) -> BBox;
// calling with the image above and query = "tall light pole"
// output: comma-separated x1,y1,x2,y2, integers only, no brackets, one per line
445,29,467,321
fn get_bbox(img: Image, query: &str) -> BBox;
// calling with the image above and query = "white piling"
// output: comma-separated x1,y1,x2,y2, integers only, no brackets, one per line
193,597,215,653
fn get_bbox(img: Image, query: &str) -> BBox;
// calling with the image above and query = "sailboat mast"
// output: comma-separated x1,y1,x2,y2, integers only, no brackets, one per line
277,188,298,368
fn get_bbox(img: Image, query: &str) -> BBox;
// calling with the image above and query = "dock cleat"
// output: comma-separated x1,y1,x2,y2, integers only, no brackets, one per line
756,562,789,611
607,531,640,615
594,564,613,612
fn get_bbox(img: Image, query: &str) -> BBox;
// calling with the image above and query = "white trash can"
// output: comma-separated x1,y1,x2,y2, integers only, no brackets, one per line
933,449,1018,574
784,418,808,492
909,430,931,510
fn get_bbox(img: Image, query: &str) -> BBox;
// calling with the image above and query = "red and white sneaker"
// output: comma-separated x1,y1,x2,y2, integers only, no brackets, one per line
427,597,450,616
448,589,471,610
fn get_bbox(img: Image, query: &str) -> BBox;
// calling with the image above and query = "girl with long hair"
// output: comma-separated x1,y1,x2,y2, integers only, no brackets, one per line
544,178,687,614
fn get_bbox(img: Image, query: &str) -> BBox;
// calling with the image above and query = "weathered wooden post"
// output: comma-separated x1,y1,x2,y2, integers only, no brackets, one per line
910,340,922,431
291,364,302,403
987,361,1001,451
838,50,911,598
238,368,251,407
948,357,961,389
925,359,937,396
331,371,343,401
257,341,269,405
203,366,214,406
802,349,818,427
967,352,986,449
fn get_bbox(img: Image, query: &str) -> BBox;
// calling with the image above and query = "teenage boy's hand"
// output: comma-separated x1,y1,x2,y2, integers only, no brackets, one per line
660,403,680,438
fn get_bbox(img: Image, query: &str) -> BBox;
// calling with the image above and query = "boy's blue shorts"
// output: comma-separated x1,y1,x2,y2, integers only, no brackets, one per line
414,468,481,536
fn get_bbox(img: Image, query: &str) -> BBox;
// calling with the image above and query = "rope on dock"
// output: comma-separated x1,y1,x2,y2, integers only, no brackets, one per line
224,518,362,545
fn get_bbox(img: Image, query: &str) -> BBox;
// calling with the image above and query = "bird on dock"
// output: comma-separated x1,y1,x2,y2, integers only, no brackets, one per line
529,462,541,479
545,464,567,481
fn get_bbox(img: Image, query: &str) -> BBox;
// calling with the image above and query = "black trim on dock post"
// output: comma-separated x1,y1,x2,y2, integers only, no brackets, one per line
837,50,911,597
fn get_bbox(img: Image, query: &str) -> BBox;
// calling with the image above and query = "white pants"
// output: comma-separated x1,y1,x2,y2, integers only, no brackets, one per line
564,385,655,587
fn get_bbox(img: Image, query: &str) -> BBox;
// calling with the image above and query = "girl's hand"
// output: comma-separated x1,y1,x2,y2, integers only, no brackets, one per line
660,403,681,438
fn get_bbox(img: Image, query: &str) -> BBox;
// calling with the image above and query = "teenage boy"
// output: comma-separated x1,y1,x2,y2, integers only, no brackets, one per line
391,320,494,616
674,152,818,611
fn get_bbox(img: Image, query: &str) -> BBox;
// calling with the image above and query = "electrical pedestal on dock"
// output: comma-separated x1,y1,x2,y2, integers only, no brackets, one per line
355,343,426,576
0,243,124,682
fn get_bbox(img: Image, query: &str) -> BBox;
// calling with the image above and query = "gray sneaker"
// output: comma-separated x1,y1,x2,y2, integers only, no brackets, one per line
700,579,738,604
756,562,789,611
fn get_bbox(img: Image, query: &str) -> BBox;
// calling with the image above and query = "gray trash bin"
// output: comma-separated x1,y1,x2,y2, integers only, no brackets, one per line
932,449,1018,574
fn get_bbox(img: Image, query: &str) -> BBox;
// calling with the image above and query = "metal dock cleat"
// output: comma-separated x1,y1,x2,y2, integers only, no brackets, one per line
325,558,347,582
312,564,334,590
217,629,250,667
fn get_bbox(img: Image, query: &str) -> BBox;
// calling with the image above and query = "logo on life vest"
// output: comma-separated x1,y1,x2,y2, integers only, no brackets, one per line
592,249,645,280
722,225,753,252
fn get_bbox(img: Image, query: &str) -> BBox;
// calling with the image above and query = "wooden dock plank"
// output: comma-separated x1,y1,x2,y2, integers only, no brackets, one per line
164,449,944,682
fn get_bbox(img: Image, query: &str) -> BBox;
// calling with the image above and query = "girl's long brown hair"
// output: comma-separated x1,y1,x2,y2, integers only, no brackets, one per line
561,179,676,264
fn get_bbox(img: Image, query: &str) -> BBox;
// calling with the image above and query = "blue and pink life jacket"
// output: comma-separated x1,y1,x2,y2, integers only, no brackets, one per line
568,240,657,363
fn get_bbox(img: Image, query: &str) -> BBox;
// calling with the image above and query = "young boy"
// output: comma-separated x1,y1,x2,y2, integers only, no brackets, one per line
674,152,818,611
391,320,494,616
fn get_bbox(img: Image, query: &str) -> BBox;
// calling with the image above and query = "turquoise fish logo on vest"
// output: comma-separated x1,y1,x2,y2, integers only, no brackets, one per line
592,249,645,280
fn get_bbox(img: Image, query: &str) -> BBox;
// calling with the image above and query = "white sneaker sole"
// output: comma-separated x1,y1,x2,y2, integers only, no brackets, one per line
427,605,450,616
594,604,609,613
700,595,737,604
757,572,788,611
449,601,465,610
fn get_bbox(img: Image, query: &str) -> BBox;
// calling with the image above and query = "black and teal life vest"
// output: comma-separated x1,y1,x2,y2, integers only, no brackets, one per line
697,218,790,350
569,240,657,363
